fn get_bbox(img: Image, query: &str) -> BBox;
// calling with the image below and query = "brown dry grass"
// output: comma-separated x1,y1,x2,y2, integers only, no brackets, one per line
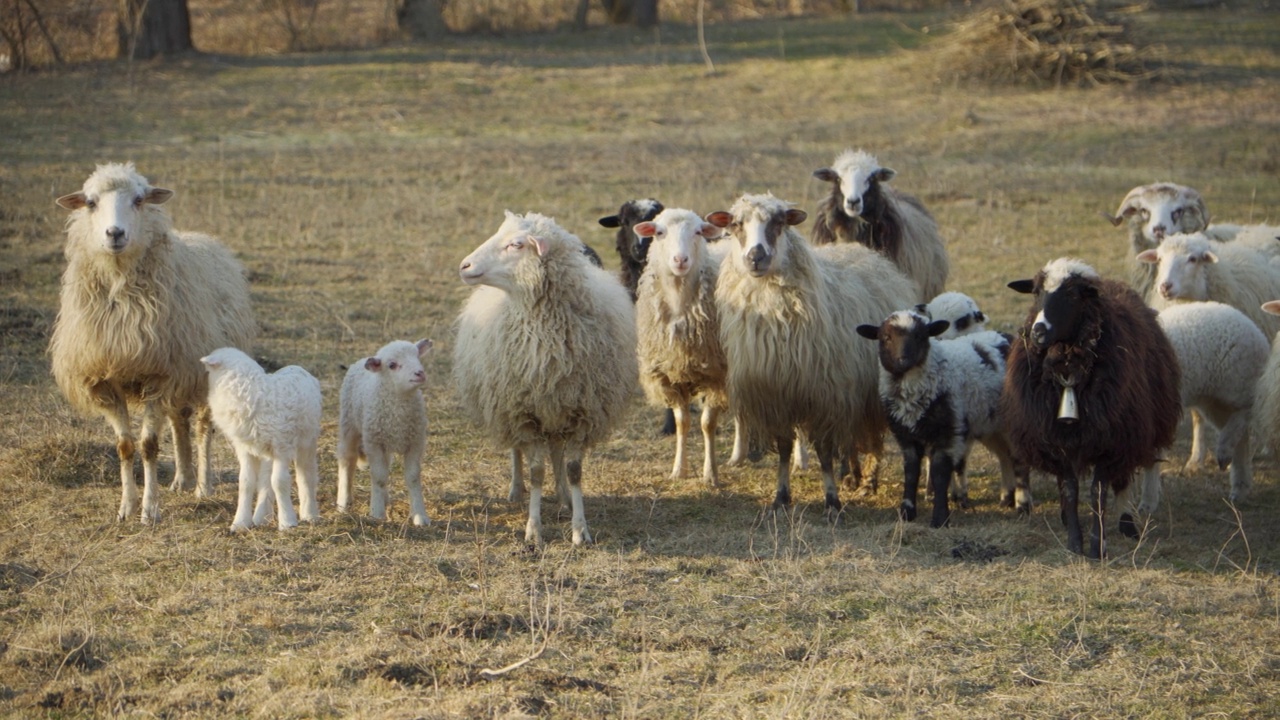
1,10,1279,718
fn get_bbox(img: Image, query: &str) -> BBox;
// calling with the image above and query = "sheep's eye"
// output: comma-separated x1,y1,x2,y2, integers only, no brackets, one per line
389,361,399,370
86,199,97,210
1139,209,1150,220
133,196,144,208
1171,208,1184,223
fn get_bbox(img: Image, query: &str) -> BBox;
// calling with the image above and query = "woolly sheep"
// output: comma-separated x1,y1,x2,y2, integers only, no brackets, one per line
201,347,321,532
857,311,1027,527
50,163,256,524
1003,258,1181,558
1252,301,1280,469
633,208,729,486
454,211,637,545
708,193,917,516
337,339,434,526
811,149,945,302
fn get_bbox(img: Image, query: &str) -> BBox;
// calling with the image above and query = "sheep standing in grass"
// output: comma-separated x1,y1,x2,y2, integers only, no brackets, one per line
337,339,434,527
600,198,665,302
709,193,917,516
811,149,945,302
857,310,1022,527
1003,258,1181,558
454,211,636,545
634,208,729,486
202,347,321,532
50,163,255,523
1251,301,1280,467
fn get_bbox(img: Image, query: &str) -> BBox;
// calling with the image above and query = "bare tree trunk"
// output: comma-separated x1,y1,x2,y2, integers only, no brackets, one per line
573,0,590,31
118,0,193,60
602,0,658,27
633,0,658,28
397,0,447,41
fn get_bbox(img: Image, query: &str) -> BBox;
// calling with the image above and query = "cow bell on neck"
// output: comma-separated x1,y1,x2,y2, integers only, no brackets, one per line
1057,385,1079,423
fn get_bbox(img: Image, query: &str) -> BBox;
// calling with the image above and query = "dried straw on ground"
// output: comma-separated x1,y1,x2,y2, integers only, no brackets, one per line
928,0,1164,87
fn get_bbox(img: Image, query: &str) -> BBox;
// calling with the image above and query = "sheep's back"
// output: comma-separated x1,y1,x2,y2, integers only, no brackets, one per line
1158,302,1269,412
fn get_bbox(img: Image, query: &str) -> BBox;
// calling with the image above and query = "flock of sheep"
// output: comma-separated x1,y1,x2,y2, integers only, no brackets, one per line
47,157,1280,559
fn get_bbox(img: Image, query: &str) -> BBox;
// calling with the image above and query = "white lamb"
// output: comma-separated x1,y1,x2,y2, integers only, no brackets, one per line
454,211,636,546
201,348,322,532
1252,301,1280,468
633,208,729,486
1130,302,1270,512
709,193,917,517
337,339,434,527
51,163,255,524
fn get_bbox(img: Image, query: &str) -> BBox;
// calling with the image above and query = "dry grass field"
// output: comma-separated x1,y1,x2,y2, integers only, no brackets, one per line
1,9,1279,718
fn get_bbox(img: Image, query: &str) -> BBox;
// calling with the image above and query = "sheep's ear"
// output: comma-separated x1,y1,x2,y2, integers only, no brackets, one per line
927,320,950,337
704,211,732,228
855,324,881,340
416,339,434,357
633,221,657,239
698,222,723,240
873,167,896,183
1202,251,1219,264
784,209,808,226
1135,249,1159,264
364,357,383,372
599,215,622,228
913,302,929,315
1262,301,1280,317
1100,209,1125,227
528,235,551,256
813,168,838,183
56,192,87,210
974,311,987,323
145,187,173,205
1008,279,1036,294
1109,199,1140,226
200,356,221,369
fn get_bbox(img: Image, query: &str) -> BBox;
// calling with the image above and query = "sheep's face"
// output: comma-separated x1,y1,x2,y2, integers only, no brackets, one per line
856,311,949,378
57,164,173,258
460,212,550,292
1137,234,1217,302
1109,183,1208,250
600,199,663,265
922,291,987,340
708,198,806,278
1009,260,1100,350
814,151,894,219
365,339,433,394
634,209,720,278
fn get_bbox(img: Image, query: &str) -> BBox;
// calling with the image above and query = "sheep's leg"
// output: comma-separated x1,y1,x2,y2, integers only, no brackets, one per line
295,438,321,524
670,402,691,481
660,407,676,437
565,449,591,546
771,433,796,510
403,443,429,527
816,446,842,522
336,431,358,514
899,443,922,523
700,403,721,488
102,395,139,522
366,447,392,522
525,448,545,546
231,449,260,532
927,449,953,529
950,451,970,509
1185,408,1208,472
1087,469,1108,560
252,459,274,527
168,408,196,493
792,430,810,472
985,435,1032,513
727,420,747,466
194,406,215,498
1222,414,1253,505
508,448,525,503
138,403,164,524
1058,471,1084,556
271,456,299,531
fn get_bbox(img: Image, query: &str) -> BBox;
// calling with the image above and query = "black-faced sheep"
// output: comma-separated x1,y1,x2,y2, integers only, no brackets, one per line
857,311,1021,528
454,211,637,545
810,149,946,302
708,193,917,517
1002,259,1181,558
51,163,256,523
600,198,664,302
633,208,729,486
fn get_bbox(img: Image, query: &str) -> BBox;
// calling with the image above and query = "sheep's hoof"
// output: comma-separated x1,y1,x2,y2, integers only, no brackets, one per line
278,520,297,531
411,514,431,527
572,527,593,546
507,486,524,503
1217,457,1232,472
898,501,916,523
1016,500,1033,516
230,522,253,534
930,512,951,529
999,490,1015,508
1118,513,1140,540
952,493,972,510
1228,489,1248,505
1182,460,1204,474
141,508,161,525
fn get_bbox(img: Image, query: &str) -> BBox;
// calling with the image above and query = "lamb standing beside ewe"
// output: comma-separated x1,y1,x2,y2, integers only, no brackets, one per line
709,193,917,516
810,149,945,302
1002,258,1181,558
202,347,321,532
337,339,434,527
454,211,637,545
50,163,256,523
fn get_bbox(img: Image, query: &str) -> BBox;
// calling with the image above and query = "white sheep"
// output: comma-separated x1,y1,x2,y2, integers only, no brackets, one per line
1252,301,1280,469
921,291,990,340
337,339,434,527
51,163,256,524
454,211,637,545
709,193,917,517
633,208,729,486
201,347,322,532
856,311,1027,526
811,149,945,302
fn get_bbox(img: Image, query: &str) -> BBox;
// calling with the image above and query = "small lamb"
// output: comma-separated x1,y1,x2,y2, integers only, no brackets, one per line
201,347,322,532
337,339,434,526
